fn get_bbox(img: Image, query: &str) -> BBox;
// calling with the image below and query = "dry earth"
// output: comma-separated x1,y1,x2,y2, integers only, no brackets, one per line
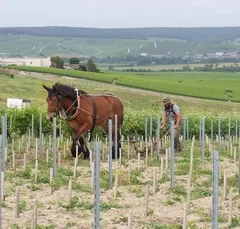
1,137,240,229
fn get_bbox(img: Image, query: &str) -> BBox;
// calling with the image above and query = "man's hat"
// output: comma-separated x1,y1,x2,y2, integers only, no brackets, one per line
162,96,172,105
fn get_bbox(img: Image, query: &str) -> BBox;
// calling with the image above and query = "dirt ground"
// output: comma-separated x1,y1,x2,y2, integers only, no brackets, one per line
1,138,240,229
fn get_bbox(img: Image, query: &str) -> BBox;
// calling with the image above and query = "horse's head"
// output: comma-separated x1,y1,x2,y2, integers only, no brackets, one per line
43,84,62,120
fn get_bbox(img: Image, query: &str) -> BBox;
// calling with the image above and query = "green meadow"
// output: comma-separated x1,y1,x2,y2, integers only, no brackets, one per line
6,65,240,103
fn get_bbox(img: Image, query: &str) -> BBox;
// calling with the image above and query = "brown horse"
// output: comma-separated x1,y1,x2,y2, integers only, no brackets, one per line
43,83,124,159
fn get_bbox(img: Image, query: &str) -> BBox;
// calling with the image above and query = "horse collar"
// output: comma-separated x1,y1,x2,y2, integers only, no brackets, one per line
63,95,81,121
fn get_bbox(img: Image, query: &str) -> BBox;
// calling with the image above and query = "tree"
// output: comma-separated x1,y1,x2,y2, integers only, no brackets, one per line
50,56,64,68
69,57,80,65
86,59,98,72
79,64,87,71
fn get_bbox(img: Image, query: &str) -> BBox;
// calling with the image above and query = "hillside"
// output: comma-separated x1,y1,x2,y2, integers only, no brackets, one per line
1,26,240,42
0,35,238,58
0,27,240,58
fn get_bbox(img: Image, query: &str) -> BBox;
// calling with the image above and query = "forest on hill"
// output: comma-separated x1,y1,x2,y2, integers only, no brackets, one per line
1,26,240,42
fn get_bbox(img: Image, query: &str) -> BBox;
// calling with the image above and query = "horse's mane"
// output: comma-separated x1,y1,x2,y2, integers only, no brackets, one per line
53,83,88,100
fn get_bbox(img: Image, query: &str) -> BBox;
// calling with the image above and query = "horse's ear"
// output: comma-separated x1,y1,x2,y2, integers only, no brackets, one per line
43,85,49,91
53,85,57,92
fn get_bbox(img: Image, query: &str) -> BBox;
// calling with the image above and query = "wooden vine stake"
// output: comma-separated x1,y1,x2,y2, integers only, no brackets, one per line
58,151,61,167
128,160,131,183
23,153,26,172
68,178,72,203
187,176,191,207
153,167,157,194
32,200,38,229
223,170,227,200
183,202,188,229
34,160,38,182
138,153,141,171
50,168,53,194
160,157,164,179
12,151,15,170
15,186,20,218
145,184,150,216
228,187,233,226
128,211,133,229
73,158,77,178
114,174,118,199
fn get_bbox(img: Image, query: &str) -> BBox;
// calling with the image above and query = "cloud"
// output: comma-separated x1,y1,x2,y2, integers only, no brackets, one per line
191,0,207,4
213,9,240,15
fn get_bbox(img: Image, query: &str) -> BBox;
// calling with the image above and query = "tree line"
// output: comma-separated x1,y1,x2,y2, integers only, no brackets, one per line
120,63,240,72
50,56,99,72
92,55,240,66
1,26,240,42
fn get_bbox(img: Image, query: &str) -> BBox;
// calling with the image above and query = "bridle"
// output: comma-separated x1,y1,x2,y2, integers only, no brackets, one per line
47,92,80,120
47,90,97,142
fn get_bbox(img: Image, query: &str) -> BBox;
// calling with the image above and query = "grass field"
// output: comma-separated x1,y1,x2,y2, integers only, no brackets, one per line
6,66,240,103
1,71,240,115
0,34,237,58
107,63,239,71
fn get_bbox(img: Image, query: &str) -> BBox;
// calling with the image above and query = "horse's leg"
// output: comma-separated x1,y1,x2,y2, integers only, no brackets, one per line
111,121,122,160
115,114,123,159
78,136,90,159
69,122,92,159
71,138,77,158
102,121,116,159
71,136,90,159
116,129,122,159
102,119,122,160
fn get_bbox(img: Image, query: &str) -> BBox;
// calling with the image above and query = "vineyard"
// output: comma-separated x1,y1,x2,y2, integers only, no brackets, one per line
1,107,240,139
0,69,239,228
0,108,240,228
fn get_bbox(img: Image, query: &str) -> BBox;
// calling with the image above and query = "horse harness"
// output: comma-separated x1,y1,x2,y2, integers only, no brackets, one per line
51,90,97,142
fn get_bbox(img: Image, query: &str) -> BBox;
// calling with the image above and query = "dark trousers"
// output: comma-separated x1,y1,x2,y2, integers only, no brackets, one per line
174,125,182,153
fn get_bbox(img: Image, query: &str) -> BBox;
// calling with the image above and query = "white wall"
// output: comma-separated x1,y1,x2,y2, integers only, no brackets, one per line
7,98,31,109
0,57,51,67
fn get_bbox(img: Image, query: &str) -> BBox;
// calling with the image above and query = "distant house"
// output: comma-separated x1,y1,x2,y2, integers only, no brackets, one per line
7,98,31,109
215,52,224,56
140,53,148,57
0,57,51,67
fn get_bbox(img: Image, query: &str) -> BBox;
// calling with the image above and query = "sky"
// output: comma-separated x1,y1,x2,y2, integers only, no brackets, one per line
1,0,240,28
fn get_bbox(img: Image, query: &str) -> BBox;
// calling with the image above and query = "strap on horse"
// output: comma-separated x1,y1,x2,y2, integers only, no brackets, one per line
73,89,96,142
88,96,97,142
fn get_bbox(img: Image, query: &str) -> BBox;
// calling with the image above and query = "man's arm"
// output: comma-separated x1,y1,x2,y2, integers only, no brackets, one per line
160,113,167,129
173,105,182,128
175,112,182,128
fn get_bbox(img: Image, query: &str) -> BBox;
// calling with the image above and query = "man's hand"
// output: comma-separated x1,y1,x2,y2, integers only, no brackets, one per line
160,123,165,129
174,124,179,129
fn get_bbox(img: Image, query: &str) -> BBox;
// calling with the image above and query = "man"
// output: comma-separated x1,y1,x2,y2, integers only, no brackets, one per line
160,96,182,153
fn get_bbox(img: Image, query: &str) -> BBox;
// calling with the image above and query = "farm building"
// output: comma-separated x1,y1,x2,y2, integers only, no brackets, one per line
0,57,51,67
7,98,31,109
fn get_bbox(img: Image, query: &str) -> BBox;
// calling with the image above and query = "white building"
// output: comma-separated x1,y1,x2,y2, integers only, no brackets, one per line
0,57,51,67
7,98,31,109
